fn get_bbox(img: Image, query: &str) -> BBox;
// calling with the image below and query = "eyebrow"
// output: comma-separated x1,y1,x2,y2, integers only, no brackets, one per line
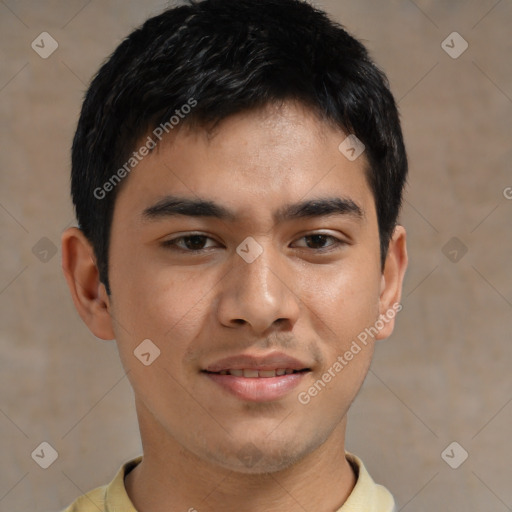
141,195,365,223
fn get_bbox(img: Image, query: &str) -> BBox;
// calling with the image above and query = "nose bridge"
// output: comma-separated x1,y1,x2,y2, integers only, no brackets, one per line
217,239,300,331
243,249,277,297
236,240,283,306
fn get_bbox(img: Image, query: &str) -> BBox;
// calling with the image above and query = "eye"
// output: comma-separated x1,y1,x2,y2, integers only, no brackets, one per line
161,234,220,252
161,232,345,253
293,234,345,251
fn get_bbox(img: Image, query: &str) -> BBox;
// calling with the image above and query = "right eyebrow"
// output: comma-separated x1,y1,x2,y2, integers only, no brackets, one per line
141,196,237,222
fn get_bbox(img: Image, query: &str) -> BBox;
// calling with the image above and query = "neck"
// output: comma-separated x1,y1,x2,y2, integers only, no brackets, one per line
125,402,356,512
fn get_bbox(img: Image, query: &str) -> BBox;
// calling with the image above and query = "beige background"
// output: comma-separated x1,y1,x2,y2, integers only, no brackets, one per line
1,0,511,510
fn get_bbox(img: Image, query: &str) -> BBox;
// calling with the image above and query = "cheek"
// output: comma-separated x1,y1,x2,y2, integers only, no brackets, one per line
107,252,222,396
110,246,216,338
300,257,382,343
296,256,381,407
109,263,216,407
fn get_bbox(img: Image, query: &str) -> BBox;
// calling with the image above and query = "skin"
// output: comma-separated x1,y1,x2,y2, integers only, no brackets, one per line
62,100,408,512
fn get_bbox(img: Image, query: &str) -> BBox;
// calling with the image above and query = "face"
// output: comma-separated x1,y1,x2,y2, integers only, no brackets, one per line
98,101,403,473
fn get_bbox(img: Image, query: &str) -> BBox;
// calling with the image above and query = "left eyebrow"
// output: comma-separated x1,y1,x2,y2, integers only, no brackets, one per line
141,195,365,223
275,197,365,223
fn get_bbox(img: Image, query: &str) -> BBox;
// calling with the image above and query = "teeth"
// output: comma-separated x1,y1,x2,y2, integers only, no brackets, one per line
217,368,299,377
243,369,259,378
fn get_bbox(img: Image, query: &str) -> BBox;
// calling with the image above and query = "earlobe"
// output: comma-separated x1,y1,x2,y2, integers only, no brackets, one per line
61,227,115,340
375,224,408,341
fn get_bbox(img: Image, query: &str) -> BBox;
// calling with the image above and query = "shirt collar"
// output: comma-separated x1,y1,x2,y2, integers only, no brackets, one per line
103,452,395,512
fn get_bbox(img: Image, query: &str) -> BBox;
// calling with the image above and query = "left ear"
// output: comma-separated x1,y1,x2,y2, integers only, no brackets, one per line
375,224,408,341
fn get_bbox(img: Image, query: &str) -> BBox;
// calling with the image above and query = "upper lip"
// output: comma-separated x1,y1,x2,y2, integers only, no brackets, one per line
203,352,311,373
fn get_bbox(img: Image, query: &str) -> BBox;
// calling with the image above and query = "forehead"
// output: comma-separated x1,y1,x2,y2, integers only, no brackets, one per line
113,101,375,224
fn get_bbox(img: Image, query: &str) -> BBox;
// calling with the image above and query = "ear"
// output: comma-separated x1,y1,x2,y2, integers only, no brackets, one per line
61,227,115,340
375,224,408,341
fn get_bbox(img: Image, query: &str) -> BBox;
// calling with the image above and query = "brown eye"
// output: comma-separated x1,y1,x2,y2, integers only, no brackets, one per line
182,235,209,250
162,234,219,252
294,234,342,250
304,235,333,249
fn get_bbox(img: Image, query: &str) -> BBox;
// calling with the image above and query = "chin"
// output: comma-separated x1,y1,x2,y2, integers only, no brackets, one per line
200,433,320,475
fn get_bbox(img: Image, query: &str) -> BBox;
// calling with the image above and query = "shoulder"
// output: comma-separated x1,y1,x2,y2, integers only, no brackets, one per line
60,456,142,512
60,484,107,512
340,452,396,512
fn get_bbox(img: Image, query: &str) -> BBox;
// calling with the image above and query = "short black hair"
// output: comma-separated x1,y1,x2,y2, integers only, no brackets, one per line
71,0,408,295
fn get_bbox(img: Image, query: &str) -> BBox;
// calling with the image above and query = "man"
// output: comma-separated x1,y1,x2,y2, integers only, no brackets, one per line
61,0,408,510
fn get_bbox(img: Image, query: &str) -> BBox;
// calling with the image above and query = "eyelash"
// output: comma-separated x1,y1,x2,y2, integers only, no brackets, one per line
161,233,346,253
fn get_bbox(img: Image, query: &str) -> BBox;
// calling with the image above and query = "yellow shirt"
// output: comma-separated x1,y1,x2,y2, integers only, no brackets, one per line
62,453,395,512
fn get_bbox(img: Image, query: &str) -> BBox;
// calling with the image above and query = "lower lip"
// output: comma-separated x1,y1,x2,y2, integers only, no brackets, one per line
204,372,307,402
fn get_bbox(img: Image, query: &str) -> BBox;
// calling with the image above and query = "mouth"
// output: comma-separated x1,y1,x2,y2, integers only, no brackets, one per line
203,368,309,378
202,353,312,402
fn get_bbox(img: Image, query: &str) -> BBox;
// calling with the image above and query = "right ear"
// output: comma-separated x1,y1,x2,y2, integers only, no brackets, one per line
61,227,115,340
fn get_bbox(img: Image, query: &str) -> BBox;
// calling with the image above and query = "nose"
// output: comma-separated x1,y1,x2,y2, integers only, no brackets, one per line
216,242,301,334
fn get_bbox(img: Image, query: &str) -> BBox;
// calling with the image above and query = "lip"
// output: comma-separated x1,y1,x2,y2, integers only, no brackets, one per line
203,352,311,402
204,352,310,373
204,372,308,402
